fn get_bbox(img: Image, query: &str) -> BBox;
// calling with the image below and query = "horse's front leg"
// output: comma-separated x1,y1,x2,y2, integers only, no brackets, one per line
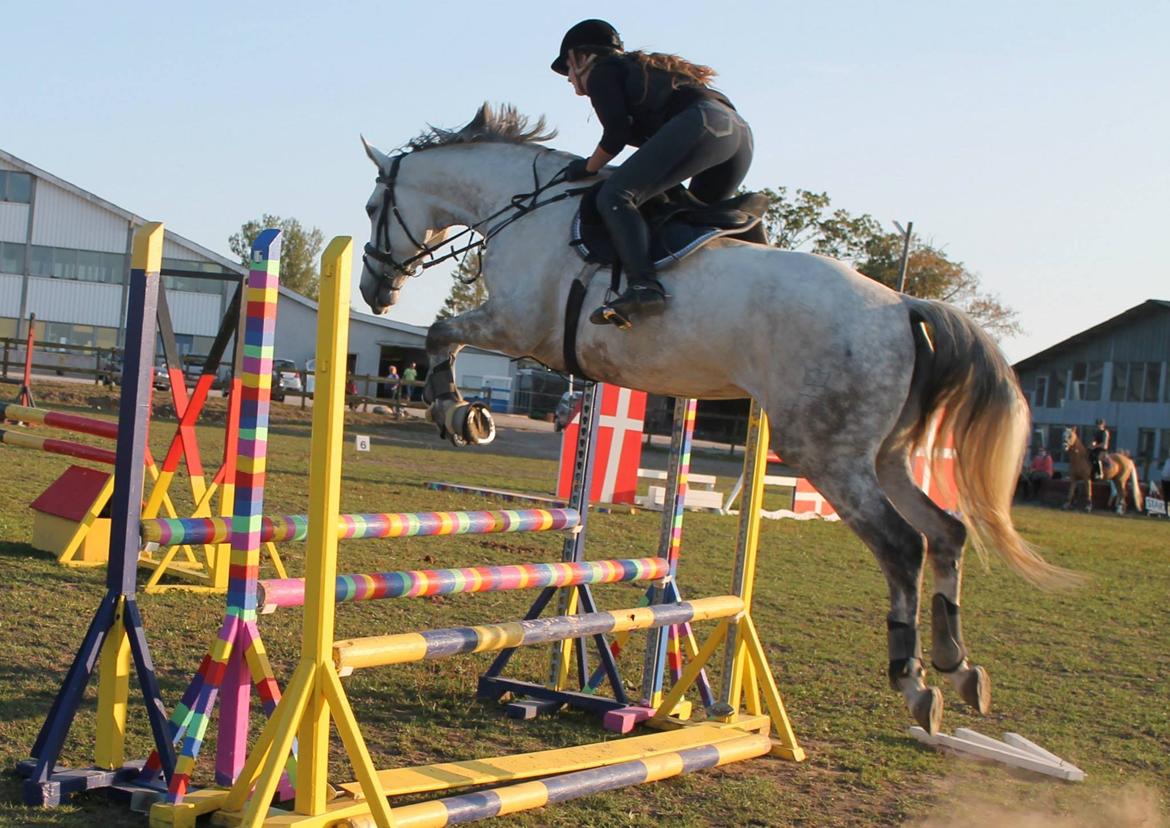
422,304,519,447
1084,479,1093,512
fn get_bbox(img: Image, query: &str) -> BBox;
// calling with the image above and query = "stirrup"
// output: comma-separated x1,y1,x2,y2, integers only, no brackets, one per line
588,283,666,330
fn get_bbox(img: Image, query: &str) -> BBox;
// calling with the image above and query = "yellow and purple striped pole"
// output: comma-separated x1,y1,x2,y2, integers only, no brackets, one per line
346,732,771,828
334,595,744,673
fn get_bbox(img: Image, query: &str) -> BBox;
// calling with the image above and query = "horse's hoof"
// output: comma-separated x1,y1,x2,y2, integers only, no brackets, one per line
909,687,944,735
956,665,991,715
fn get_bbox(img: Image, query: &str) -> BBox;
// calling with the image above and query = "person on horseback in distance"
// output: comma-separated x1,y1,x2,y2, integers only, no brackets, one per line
552,19,758,329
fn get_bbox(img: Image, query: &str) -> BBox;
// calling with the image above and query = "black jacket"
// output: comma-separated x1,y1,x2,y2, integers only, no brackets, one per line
585,54,733,154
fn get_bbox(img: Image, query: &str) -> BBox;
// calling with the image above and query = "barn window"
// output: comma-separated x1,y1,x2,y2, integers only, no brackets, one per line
0,171,32,204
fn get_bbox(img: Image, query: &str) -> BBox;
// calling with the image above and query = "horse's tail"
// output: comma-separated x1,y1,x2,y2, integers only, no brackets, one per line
903,298,1076,587
1131,464,1144,511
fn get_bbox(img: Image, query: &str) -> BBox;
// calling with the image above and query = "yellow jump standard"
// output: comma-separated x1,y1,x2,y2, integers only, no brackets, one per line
151,236,803,828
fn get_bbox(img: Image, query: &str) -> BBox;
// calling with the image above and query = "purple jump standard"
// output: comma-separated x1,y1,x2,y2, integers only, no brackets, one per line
258,557,670,612
141,508,580,546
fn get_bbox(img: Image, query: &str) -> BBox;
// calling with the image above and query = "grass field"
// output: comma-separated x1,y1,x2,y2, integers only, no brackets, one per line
0,383,1166,827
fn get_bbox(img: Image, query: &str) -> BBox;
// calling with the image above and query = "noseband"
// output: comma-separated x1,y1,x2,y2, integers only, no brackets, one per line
362,149,588,297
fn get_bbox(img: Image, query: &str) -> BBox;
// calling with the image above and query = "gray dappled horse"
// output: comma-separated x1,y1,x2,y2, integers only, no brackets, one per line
359,104,1069,735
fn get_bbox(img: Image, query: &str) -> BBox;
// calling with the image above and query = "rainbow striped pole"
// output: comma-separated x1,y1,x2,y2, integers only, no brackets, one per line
641,397,714,709
141,507,581,546
140,229,289,805
258,557,670,611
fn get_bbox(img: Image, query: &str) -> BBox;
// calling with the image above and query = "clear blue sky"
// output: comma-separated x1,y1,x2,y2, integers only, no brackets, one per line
4,1,1166,362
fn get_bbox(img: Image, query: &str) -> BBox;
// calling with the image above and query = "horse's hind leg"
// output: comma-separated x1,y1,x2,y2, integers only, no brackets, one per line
876,451,991,716
810,467,944,734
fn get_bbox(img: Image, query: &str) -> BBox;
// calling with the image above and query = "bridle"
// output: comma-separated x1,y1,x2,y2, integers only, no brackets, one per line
362,149,587,292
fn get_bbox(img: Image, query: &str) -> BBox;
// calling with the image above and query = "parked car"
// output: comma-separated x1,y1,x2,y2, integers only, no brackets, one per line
272,359,302,402
152,358,170,390
304,359,316,398
181,354,231,390
553,390,583,432
182,354,209,387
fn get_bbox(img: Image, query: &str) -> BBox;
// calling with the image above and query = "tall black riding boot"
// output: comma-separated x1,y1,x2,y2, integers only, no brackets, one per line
589,202,666,329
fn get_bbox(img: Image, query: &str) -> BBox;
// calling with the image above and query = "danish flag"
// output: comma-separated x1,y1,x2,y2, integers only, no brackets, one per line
557,384,647,505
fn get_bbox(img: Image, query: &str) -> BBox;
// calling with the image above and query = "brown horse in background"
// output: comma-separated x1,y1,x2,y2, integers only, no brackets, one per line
1061,427,1143,514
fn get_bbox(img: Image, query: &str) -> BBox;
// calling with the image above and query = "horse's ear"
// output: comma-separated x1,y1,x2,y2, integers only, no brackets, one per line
458,101,491,137
469,102,491,132
361,135,391,171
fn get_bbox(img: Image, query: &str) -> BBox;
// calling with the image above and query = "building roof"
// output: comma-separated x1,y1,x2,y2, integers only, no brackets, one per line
1012,299,1170,373
0,147,244,274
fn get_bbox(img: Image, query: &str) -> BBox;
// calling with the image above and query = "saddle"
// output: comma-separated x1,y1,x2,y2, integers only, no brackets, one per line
570,183,769,270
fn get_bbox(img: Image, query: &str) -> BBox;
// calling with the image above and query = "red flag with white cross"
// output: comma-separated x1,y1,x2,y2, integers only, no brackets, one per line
557,384,647,505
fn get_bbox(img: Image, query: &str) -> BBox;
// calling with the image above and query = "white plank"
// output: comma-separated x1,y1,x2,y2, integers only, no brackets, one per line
1003,732,1080,771
909,728,1084,782
953,728,1041,761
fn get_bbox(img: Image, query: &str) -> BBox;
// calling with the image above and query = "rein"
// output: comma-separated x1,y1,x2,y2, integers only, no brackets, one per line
363,150,588,287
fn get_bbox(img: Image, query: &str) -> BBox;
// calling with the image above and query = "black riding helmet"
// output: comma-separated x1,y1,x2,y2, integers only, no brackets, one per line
551,19,623,75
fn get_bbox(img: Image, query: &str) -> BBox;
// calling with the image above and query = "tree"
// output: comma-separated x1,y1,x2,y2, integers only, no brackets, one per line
436,254,488,321
759,188,1020,339
229,215,325,300
854,234,1022,339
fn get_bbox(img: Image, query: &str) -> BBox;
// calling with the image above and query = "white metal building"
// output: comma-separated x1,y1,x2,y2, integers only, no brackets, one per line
274,287,516,397
1,148,240,354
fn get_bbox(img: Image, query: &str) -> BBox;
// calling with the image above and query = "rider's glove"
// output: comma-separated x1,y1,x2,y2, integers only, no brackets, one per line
563,158,594,181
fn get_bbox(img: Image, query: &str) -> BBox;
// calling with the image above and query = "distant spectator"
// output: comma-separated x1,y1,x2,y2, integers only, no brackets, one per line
401,362,418,401
1022,447,1053,500
384,364,400,398
1161,456,1170,501
1089,418,1110,479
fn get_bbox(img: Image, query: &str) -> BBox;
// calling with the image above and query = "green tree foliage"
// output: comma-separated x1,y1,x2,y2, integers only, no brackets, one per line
229,215,325,300
760,188,1020,339
436,254,488,320
854,235,1022,339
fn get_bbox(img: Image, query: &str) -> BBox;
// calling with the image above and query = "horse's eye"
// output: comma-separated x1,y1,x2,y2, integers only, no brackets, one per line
366,204,377,217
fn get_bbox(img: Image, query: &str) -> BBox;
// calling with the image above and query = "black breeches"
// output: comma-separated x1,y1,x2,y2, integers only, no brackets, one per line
595,101,754,278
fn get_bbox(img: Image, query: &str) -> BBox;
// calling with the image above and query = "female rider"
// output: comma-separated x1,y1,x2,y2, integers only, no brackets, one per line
552,19,756,328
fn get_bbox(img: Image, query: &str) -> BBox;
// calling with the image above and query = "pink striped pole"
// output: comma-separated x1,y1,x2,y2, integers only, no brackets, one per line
258,557,670,612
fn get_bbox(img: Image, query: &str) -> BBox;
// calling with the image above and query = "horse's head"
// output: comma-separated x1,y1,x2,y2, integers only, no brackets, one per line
1061,426,1077,450
359,104,560,315
359,138,450,314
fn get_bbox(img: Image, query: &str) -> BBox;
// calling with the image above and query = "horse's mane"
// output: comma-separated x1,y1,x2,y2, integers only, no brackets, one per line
405,103,557,153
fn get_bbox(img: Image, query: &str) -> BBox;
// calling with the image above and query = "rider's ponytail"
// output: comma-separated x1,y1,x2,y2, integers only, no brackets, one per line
629,51,717,86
